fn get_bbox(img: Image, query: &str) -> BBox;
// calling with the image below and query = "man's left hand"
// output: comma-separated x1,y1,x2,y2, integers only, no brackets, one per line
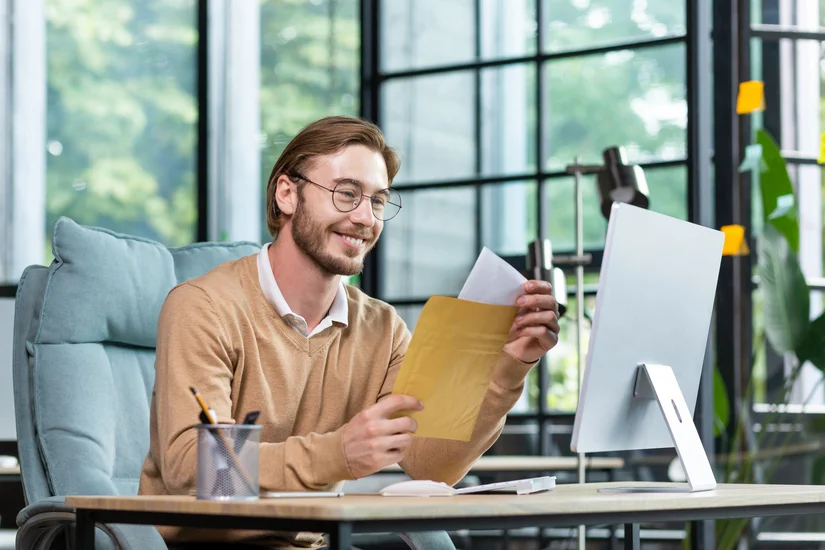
502,280,560,364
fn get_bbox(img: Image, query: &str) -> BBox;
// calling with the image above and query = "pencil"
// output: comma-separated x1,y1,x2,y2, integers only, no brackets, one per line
189,386,256,495
190,386,216,424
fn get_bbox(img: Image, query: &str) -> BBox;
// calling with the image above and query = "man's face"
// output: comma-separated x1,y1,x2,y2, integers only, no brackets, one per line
291,145,388,276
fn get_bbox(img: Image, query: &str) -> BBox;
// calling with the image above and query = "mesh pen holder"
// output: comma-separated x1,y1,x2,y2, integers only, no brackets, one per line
196,424,261,501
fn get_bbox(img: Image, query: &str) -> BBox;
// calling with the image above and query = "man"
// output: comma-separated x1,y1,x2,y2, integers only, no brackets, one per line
138,116,560,548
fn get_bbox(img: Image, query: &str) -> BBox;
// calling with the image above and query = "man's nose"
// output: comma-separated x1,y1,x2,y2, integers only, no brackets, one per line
349,197,375,227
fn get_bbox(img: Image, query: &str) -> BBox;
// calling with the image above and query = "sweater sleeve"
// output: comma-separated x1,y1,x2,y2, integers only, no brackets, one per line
152,284,354,495
376,314,535,485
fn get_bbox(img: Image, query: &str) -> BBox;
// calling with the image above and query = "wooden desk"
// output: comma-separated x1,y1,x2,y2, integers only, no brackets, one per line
382,455,624,473
67,482,825,550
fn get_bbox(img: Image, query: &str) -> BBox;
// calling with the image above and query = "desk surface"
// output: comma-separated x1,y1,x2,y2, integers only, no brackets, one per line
66,482,825,523
383,455,624,473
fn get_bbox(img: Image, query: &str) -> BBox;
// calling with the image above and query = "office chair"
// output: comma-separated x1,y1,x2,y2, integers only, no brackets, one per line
12,217,455,550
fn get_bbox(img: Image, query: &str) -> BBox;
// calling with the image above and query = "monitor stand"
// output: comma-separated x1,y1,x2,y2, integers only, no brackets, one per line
599,363,717,493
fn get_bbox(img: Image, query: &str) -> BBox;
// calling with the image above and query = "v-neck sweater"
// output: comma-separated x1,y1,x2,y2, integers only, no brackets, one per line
138,253,534,547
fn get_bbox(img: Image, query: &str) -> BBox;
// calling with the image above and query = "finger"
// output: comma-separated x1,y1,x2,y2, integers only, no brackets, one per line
514,310,560,333
523,280,553,295
377,433,414,453
509,325,556,342
517,293,558,312
372,394,424,418
383,416,418,435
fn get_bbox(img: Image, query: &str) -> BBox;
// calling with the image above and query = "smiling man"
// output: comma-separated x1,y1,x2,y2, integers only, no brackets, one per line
138,116,560,549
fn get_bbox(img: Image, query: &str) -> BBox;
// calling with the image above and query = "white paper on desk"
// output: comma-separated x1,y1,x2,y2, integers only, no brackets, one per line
458,247,528,306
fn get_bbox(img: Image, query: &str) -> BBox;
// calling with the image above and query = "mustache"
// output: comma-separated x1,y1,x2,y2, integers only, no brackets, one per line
332,226,374,240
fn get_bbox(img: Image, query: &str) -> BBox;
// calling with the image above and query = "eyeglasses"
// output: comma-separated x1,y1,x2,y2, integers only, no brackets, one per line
289,173,402,221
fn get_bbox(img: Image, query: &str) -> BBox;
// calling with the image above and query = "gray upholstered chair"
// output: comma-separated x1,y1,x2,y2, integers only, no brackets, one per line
12,217,455,550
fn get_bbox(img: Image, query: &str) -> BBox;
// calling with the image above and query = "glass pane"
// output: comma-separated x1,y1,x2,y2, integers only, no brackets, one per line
751,38,823,158
546,277,598,412
380,0,475,72
754,0,825,26
46,0,198,249
480,181,538,256
480,0,537,59
381,187,477,299
382,71,475,184
543,43,687,172
395,305,424,333
542,0,686,53
481,64,537,177
543,165,687,251
260,0,359,241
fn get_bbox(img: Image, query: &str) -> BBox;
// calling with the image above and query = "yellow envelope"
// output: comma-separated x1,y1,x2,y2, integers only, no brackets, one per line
391,296,519,441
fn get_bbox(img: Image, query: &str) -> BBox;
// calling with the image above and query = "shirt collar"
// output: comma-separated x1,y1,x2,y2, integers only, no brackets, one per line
257,243,349,327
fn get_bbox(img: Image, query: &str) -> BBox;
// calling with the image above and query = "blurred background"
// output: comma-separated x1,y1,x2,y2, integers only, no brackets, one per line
1,0,825,548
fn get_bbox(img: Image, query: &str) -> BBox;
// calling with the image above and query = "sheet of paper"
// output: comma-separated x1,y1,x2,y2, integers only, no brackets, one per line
391,296,519,441
458,246,528,306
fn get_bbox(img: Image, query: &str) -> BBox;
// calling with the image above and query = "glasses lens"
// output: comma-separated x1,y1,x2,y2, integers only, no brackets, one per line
375,188,402,221
332,181,362,212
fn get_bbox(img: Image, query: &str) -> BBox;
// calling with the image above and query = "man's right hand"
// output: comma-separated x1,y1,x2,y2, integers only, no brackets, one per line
342,394,424,478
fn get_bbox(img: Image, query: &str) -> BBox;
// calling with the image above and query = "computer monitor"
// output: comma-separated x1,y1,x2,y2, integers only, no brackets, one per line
570,203,725,492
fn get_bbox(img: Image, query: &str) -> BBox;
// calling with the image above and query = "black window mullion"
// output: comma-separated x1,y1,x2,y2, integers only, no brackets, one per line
196,0,209,243
376,35,688,82
535,0,549,457
758,0,787,406
360,0,382,299
393,158,688,191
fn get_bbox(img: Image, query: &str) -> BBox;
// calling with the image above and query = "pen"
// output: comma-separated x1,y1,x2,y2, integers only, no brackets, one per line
241,411,261,425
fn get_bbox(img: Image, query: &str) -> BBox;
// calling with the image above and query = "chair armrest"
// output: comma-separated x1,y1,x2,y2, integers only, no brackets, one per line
16,496,168,550
16,496,73,525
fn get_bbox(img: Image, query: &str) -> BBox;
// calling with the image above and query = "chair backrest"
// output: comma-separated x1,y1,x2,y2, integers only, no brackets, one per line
12,217,260,505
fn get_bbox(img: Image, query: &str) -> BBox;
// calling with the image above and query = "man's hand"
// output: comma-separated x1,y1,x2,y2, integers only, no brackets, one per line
342,394,424,478
503,280,560,364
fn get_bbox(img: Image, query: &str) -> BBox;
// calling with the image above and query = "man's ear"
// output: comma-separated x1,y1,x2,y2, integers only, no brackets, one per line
275,174,298,216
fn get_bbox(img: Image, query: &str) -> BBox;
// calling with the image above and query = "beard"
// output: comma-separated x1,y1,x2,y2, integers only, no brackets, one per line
291,194,375,276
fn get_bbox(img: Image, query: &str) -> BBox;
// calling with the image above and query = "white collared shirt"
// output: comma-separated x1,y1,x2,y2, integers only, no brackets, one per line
257,243,349,338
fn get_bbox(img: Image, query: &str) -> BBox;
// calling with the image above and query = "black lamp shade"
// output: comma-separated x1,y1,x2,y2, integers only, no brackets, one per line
596,146,650,219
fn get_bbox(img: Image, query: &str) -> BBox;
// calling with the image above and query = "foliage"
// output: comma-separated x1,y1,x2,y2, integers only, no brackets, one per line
46,0,198,248
45,0,359,250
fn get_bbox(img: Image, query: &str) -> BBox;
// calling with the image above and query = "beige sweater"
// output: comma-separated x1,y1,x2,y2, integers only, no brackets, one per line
138,254,534,547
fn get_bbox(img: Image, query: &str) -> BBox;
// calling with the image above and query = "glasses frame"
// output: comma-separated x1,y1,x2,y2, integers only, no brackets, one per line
289,172,403,221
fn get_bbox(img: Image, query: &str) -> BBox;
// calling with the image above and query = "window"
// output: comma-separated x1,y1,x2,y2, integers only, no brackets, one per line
45,0,199,249
259,0,360,244
1,0,362,284
366,0,690,417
